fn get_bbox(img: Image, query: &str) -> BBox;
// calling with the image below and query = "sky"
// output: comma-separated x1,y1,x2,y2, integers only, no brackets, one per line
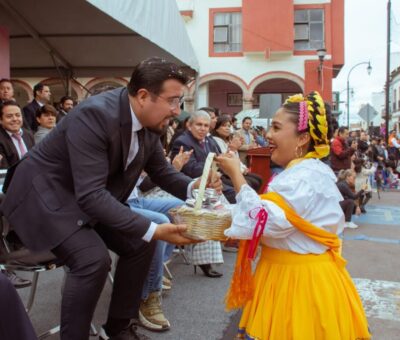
332,0,400,125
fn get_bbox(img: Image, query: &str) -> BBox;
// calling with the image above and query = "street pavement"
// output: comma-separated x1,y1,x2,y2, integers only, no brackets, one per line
16,190,400,339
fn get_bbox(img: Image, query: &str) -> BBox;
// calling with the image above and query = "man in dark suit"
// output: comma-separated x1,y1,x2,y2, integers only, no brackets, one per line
0,101,34,169
0,101,33,289
170,110,236,203
22,83,51,132
2,58,221,340
0,78,15,103
0,272,38,340
57,95,74,123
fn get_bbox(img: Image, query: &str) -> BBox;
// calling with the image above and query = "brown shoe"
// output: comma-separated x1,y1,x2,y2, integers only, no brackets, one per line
139,292,170,332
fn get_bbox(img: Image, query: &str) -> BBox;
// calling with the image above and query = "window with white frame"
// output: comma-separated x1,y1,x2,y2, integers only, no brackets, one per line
294,9,324,50
213,12,242,53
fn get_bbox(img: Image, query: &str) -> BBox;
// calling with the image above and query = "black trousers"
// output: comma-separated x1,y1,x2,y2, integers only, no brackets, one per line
359,192,372,208
52,225,156,340
339,199,355,222
0,272,38,340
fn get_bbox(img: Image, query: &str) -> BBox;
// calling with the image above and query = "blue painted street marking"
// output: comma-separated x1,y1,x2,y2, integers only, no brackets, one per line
343,234,400,244
352,204,400,226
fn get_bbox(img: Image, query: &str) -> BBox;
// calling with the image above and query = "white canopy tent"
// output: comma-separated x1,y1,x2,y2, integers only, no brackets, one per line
0,0,199,78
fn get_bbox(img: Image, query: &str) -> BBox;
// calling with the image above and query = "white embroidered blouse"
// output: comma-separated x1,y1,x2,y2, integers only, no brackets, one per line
225,158,345,254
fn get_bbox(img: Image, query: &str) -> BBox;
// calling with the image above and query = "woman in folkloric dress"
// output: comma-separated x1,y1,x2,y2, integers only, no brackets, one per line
216,92,370,340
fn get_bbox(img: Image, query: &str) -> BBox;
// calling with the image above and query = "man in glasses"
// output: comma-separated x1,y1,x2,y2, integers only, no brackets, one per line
2,57,222,340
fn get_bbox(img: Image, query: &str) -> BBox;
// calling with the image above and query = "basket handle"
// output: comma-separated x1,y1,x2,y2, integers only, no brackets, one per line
194,152,216,211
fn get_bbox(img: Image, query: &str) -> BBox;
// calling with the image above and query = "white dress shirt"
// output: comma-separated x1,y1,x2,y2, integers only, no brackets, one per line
128,106,195,242
225,159,345,254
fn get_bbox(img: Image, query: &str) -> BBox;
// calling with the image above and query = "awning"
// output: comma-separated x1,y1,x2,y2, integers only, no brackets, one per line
0,0,199,78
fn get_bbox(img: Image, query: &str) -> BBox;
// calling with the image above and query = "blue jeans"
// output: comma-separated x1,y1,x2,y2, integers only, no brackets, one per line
127,197,184,299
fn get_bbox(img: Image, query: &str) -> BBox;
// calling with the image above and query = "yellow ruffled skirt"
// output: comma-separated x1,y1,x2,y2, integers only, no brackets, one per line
237,247,371,340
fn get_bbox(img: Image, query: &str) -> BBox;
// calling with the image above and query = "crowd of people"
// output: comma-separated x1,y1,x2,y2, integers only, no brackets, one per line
0,57,394,339
330,125,400,229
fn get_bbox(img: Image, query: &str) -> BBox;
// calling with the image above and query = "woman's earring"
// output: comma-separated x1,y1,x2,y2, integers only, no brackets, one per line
295,145,303,158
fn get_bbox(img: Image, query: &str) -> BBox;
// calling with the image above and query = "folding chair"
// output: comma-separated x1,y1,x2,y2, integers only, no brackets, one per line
0,193,97,338
163,246,190,280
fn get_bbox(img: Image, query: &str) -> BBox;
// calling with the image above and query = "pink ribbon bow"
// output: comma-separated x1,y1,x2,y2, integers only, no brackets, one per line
247,207,268,259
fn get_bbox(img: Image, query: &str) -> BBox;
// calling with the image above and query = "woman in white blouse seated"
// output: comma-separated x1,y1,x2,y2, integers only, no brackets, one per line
212,114,262,192
217,92,370,340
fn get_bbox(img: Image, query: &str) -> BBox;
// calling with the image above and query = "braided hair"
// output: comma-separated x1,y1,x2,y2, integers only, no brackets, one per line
282,91,332,159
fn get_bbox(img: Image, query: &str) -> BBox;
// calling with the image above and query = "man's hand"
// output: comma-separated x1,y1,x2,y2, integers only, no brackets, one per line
172,146,193,171
153,223,197,245
355,206,362,216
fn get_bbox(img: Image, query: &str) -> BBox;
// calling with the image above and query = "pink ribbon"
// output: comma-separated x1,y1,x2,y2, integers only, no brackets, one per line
298,101,308,131
247,207,268,259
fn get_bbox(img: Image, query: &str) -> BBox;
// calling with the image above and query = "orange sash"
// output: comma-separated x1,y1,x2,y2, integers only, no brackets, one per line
225,191,346,310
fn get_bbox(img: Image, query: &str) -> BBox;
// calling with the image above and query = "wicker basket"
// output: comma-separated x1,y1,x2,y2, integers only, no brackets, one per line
169,153,232,241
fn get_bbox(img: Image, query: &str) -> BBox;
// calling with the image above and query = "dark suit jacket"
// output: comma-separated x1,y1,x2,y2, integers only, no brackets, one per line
22,100,40,131
2,87,192,252
170,131,221,178
0,126,34,169
56,110,67,123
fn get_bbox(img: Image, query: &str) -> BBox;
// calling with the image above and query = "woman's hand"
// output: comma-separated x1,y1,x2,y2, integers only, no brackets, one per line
215,153,242,178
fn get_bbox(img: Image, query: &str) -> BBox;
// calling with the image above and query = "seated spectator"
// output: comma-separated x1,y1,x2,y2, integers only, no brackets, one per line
166,118,178,147
0,101,33,288
386,165,399,189
0,101,34,169
337,169,364,229
127,177,183,332
23,83,51,132
330,126,357,174
57,95,74,123
170,110,236,203
353,158,375,213
0,272,38,340
198,106,218,130
0,78,15,103
170,111,228,278
388,130,400,163
212,115,262,191
34,104,57,144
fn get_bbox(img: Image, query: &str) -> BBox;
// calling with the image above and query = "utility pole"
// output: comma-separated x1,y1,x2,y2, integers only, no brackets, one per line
385,0,391,144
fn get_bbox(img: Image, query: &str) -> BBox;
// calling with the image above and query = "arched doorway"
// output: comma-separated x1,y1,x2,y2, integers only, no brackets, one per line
207,79,244,115
252,78,302,105
249,73,303,117
41,78,80,106
188,73,249,115
85,78,128,98
11,80,32,107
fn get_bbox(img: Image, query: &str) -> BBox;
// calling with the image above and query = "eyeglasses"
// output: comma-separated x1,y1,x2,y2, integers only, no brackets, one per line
155,94,184,109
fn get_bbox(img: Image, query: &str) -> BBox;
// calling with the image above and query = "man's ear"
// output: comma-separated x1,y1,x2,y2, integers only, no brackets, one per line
136,88,151,106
